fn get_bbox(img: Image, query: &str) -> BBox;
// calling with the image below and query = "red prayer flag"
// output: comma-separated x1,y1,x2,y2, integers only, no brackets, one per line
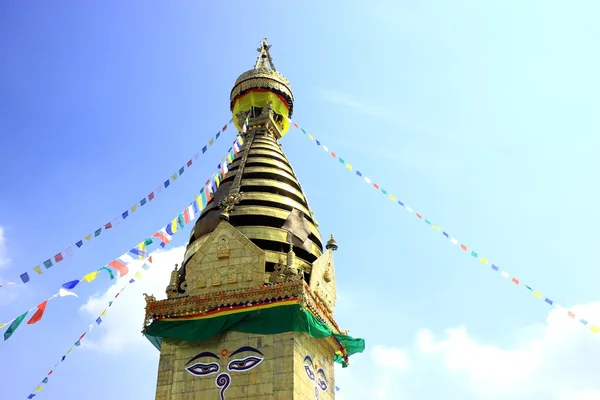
415,213,422,219
105,222,112,229
331,152,336,158
567,311,575,318
222,124,227,132
115,292,120,298
48,370,53,375
54,253,64,263
148,192,155,201
512,277,519,285
108,260,129,277
149,256,153,264
460,244,467,251
184,209,191,224
373,183,380,189
187,160,192,167
79,332,87,340
293,122,299,128
27,300,48,324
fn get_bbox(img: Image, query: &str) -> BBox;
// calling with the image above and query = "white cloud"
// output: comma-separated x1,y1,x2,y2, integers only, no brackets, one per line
336,302,600,400
0,226,10,268
416,302,600,399
79,246,185,354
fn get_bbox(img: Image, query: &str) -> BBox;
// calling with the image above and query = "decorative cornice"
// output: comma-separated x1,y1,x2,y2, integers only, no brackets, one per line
143,281,343,334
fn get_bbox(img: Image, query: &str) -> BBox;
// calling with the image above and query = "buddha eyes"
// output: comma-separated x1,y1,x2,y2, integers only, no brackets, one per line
186,362,220,376
228,356,264,372
317,378,328,391
304,365,315,381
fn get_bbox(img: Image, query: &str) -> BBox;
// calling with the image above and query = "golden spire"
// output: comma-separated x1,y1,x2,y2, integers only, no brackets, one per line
326,234,338,251
254,38,277,71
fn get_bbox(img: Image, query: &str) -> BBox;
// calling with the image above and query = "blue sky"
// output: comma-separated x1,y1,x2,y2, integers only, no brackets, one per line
1,1,600,399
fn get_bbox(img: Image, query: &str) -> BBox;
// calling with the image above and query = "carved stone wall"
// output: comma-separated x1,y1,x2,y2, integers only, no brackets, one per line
309,250,337,314
155,330,337,400
185,221,266,297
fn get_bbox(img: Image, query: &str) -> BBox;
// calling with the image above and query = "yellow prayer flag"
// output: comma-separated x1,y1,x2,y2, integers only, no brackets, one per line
131,204,137,213
209,139,214,146
66,348,73,354
480,258,489,265
171,218,178,234
389,195,397,201
85,234,92,241
308,134,314,140
590,326,600,333
171,173,178,181
135,271,142,279
82,271,99,283
35,386,43,392
433,225,441,231
101,309,107,317
0,323,7,329
533,291,542,298
346,163,352,171
33,265,43,274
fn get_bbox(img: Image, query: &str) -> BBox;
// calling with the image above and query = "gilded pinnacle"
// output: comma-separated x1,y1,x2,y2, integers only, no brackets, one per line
326,234,338,251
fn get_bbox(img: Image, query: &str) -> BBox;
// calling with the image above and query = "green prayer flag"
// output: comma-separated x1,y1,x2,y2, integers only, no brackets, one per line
144,238,153,246
381,189,388,195
42,378,48,383
471,251,478,257
338,157,345,164
425,219,431,225
74,340,81,347
525,285,533,291
4,311,28,341
108,301,113,307
99,267,115,280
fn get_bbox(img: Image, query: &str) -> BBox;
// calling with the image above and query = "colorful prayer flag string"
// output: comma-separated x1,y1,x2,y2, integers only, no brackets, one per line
289,119,600,335
0,119,234,290
22,137,244,398
2,135,244,341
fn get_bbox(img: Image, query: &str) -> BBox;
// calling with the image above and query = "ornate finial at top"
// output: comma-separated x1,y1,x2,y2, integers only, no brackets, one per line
254,38,276,71
326,234,338,251
166,264,180,299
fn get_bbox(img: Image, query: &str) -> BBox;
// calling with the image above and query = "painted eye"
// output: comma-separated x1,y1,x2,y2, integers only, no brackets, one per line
317,378,328,391
227,356,264,372
186,362,219,376
304,365,315,381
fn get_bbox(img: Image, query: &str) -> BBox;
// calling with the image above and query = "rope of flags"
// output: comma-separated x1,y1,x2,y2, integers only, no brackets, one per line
290,119,600,335
1,134,245,343
0,120,234,290
23,137,244,398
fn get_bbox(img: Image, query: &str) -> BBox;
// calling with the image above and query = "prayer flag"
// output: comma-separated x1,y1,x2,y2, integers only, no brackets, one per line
101,309,107,317
177,214,185,228
153,229,172,247
460,244,467,251
20,272,30,283
170,218,178,234
202,145,207,154
43,259,53,269
75,240,83,248
96,317,102,325
148,192,155,201
144,238,153,246
82,271,99,283
95,228,102,237
99,267,115,280
164,180,170,188
122,210,129,219
179,166,184,176
193,197,200,214
237,135,244,146
33,266,43,274
62,280,79,290
209,139,214,146
35,386,43,392
105,222,112,229
142,263,151,270
171,173,177,181
491,264,499,271
131,204,137,213
75,340,81,347
187,159,192,167
27,301,48,325
511,277,519,284
140,198,147,206
108,260,129,277
54,253,64,263
4,311,28,340
222,124,227,132
135,271,142,279
590,326,600,333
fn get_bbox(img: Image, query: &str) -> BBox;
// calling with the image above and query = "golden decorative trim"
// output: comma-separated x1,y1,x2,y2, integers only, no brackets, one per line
143,280,343,334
